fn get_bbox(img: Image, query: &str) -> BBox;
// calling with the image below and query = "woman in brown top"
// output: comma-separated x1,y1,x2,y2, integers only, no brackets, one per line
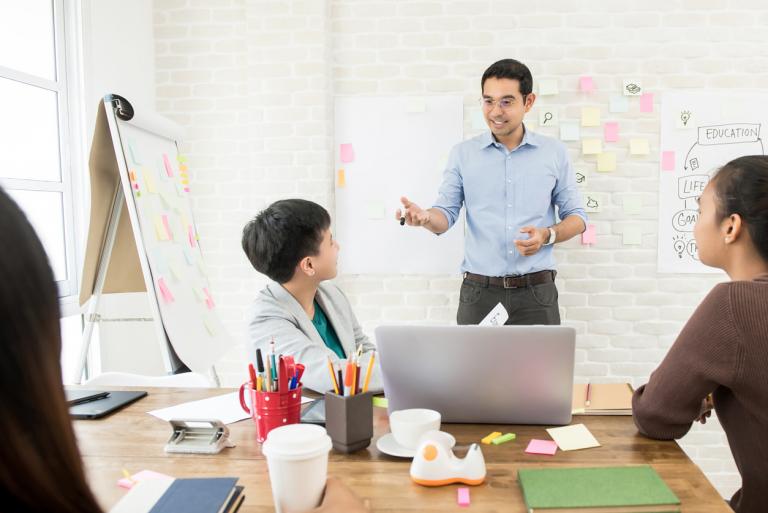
633,156,768,513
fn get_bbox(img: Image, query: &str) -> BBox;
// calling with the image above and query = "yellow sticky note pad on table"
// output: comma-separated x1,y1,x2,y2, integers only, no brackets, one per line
481,431,503,445
630,139,650,155
581,107,601,127
582,139,602,155
596,153,616,172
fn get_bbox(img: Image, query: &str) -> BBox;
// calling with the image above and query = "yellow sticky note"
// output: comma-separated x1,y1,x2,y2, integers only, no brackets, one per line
581,107,600,127
623,226,643,245
582,139,602,155
203,315,217,336
170,261,185,282
154,216,169,241
596,153,616,172
337,169,346,188
630,139,650,155
142,169,158,193
482,431,503,445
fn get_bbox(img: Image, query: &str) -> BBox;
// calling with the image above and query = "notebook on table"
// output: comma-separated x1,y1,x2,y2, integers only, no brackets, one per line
109,477,244,513
517,465,680,513
571,383,633,415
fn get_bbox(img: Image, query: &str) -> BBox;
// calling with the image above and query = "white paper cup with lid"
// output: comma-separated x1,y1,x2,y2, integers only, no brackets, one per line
262,424,333,513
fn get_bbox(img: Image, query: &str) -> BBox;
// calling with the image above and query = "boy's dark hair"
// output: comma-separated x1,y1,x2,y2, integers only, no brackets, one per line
711,155,768,262
481,59,533,99
242,199,331,283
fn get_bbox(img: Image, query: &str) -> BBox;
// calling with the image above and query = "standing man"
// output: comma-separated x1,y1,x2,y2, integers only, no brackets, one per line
397,59,586,325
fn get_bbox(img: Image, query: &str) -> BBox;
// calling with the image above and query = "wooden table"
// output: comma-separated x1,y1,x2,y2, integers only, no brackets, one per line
74,387,731,512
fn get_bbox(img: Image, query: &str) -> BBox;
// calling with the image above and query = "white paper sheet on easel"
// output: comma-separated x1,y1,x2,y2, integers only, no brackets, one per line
148,392,313,425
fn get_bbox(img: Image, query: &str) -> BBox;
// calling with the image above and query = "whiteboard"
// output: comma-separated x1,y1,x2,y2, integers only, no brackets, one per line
98,99,233,372
658,92,765,274
334,96,465,275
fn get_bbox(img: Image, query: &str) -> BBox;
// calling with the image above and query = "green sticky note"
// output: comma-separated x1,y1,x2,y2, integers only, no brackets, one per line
491,433,516,445
372,396,388,408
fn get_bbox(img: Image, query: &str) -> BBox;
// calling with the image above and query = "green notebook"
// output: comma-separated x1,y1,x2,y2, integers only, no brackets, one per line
517,466,681,513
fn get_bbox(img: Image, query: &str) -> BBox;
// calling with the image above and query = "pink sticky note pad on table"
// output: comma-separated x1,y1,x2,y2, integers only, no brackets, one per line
640,93,654,113
579,76,595,92
581,224,597,245
117,470,173,489
162,153,174,177
604,122,619,142
526,439,558,455
661,150,675,171
457,487,470,507
340,143,355,163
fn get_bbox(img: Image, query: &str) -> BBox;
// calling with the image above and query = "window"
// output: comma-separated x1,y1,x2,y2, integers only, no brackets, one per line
0,0,79,300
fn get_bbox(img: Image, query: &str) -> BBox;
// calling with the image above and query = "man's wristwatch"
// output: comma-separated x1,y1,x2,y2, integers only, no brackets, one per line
543,227,556,246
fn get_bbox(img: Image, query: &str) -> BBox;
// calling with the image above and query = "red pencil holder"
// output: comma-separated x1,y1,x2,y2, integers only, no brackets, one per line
239,381,303,443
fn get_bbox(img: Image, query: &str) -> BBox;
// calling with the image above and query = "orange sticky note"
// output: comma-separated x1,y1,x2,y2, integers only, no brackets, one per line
337,169,346,188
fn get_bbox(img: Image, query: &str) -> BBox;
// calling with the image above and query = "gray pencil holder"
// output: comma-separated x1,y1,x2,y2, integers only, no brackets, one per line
324,391,373,453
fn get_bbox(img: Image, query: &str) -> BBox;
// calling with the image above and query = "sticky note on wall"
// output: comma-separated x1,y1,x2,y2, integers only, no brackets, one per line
630,139,650,155
581,224,596,245
604,122,619,142
155,216,169,241
538,79,559,96
639,93,654,113
581,107,601,127
337,169,346,188
579,76,595,92
162,154,174,177
582,139,602,155
597,153,616,172
340,143,355,163
609,95,629,113
560,122,580,141
157,278,174,303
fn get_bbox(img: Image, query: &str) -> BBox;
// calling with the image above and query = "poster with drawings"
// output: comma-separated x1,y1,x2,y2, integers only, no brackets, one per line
658,92,764,274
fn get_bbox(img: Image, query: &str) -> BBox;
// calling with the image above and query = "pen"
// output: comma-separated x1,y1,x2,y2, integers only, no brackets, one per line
400,214,406,226
345,361,355,396
327,357,340,394
265,357,273,392
338,369,344,396
256,348,265,376
362,351,375,393
585,383,592,408
248,363,257,388
354,364,361,395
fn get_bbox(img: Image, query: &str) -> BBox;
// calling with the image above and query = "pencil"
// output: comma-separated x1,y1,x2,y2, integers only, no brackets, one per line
256,375,262,392
585,383,592,408
327,357,340,395
362,351,376,393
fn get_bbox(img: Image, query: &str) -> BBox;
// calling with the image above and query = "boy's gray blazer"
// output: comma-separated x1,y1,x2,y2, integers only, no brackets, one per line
247,281,382,393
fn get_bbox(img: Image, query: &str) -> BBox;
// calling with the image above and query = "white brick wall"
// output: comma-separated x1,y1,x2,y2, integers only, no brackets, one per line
152,0,768,498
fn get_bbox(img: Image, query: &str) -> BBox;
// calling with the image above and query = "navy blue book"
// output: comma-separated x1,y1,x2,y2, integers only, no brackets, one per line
148,477,239,513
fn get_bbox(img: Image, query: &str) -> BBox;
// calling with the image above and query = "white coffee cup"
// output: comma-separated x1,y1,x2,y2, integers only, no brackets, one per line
389,409,441,449
262,424,332,513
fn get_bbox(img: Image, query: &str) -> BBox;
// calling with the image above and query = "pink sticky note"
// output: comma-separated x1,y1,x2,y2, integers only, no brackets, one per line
162,153,174,177
526,439,558,455
662,150,675,171
579,76,595,92
604,122,619,142
117,470,174,490
203,287,215,308
161,214,173,240
457,487,470,507
340,143,355,163
581,224,597,245
157,278,174,303
188,225,196,248
640,93,654,113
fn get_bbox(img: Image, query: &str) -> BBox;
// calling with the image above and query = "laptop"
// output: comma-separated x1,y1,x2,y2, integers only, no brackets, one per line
66,389,148,420
375,325,575,425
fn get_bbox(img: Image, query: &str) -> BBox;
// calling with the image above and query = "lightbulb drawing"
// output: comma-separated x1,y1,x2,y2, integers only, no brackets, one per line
680,110,691,127
673,236,686,259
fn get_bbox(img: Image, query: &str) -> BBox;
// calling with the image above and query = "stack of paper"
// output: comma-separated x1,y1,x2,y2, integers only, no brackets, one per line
572,383,634,415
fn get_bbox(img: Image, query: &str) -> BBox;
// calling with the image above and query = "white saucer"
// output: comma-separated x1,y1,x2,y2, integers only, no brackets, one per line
376,431,456,458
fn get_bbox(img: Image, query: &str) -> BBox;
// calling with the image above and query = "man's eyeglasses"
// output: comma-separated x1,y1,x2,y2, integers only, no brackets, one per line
479,97,523,111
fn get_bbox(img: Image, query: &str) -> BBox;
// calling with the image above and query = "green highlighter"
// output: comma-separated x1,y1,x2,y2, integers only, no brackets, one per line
491,433,516,445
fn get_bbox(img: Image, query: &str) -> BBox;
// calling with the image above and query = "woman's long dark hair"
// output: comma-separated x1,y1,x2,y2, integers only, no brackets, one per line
0,188,102,512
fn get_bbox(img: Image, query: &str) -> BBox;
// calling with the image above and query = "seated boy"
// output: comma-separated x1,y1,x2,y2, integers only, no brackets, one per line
242,198,381,393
